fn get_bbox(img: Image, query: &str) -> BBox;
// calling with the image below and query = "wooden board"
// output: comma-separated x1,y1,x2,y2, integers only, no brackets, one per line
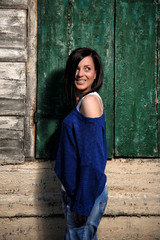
0,0,28,9
0,116,24,163
0,48,27,61
0,62,26,99
115,0,158,157
0,99,25,116
0,9,26,48
36,0,68,158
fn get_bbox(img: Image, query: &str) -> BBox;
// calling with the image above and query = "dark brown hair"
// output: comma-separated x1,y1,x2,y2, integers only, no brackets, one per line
64,47,104,105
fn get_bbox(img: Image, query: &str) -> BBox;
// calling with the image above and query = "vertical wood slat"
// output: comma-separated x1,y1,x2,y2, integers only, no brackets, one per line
157,1,160,156
24,0,37,158
36,0,68,158
115,0,158,157
70,0,114,158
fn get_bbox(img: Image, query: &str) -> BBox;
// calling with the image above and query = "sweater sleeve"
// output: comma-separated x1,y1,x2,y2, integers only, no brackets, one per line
54,121,78,197
72,119,107,216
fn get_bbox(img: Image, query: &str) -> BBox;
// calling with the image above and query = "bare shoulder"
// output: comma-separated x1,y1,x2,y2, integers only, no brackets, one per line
80,94,103,118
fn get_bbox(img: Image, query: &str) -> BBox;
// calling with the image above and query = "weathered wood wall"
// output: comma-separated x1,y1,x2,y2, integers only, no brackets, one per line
0,0,37,163
0,0,159,239
0,1,26,164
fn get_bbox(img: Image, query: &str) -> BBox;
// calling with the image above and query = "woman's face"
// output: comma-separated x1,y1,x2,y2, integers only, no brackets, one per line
74,56,97,94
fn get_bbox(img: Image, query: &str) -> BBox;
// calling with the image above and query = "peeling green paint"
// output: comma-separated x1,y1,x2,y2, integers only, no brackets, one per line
115,0,159,157
36,0,159,158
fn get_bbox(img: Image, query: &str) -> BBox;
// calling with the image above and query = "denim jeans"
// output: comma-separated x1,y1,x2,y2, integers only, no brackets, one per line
61,185,108,240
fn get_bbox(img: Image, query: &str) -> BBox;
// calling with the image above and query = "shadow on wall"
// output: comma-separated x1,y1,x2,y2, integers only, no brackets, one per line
35,69,72,159
35,69,69,239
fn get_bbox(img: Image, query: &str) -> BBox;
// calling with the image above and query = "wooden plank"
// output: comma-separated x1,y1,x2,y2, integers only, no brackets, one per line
0,79,26,99
0,139,23,149
0,48,27,61
0,62,26,99
0,150,24,163
0,159,159,217
36,0,68,158
115,0,158,157
0,62,25,80
71,0,114,158
0,116,24,130
0,99,25,115
0,9,26,48
0,116,24,163
0,0,28,9
0,129,23,139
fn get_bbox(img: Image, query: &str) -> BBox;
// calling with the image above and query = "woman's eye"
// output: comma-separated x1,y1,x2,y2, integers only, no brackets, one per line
85,67,91,71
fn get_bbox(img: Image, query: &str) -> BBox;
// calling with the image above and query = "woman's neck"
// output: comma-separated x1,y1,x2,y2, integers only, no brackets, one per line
75,90,84,105
75,89,92,105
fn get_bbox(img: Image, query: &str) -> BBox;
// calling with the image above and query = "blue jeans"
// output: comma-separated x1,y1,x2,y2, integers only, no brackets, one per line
61,185,108,240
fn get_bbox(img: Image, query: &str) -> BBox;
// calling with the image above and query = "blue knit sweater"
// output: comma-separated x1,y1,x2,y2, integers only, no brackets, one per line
54,107,107,216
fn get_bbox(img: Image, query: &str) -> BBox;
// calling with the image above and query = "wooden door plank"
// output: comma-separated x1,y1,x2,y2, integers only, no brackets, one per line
115,0,158,157
36,0,68,158
69,0,115,158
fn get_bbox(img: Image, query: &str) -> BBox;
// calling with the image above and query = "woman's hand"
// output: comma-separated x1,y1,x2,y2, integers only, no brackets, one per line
74,212,88,225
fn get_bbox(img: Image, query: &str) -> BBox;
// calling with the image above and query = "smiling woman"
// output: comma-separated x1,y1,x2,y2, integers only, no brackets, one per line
54,48,108,240
74,56,97,95
64,48,103,107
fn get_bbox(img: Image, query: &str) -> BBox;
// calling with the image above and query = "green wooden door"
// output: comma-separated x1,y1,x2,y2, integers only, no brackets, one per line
36,0,159,159
115,0,159,157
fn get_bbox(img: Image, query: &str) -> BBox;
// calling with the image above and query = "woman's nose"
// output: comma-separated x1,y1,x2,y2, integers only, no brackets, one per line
77,68,83,78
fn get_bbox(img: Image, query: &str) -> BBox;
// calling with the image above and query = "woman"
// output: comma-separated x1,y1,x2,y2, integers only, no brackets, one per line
55,47,108,240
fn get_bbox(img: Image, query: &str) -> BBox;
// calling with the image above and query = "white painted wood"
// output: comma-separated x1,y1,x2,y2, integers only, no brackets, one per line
0,79,26,99
0,116,24,130
0,0,28,9
0,48,27,61
0,62,25,80
0,129,23,139
0,116,24,163
0,9,26,48
0,62,26,99
0,99,25,115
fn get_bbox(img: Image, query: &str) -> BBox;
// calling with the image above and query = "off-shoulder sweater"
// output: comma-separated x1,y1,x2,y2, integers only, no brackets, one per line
54,98,107,216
